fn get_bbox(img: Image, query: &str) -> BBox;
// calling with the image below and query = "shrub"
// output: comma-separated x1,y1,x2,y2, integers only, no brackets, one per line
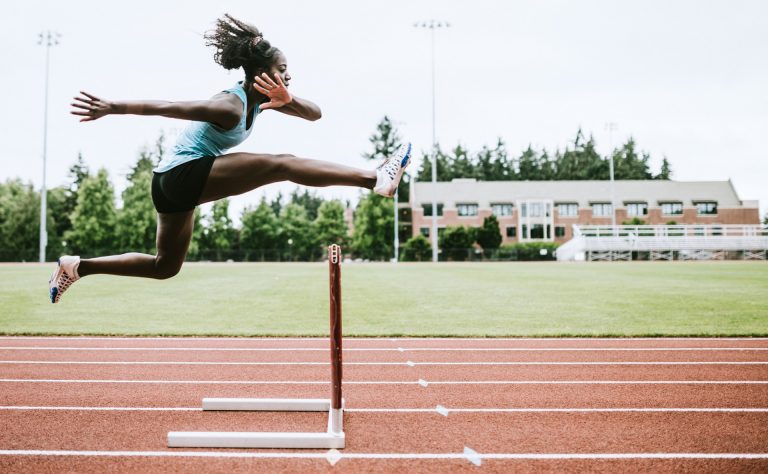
400,235,432,262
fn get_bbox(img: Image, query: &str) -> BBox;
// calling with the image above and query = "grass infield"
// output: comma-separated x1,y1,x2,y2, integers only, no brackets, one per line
0,261,766,337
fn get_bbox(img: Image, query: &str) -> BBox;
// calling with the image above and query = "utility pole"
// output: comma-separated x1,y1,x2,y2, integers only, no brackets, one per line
605,122,618,233
38,31,60,262
414,20,450,262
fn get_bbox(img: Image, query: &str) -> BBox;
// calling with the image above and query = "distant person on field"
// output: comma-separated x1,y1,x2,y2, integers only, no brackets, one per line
49,14,411,303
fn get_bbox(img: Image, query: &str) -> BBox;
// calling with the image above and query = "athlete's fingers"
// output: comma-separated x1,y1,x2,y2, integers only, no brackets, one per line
253,75,273,90
80,91,100,101
273,73,285,87
71,102,91,110
73,96,93,105
258,100,277,110
261,73,278,88
70,110,91,116
252,83,270,95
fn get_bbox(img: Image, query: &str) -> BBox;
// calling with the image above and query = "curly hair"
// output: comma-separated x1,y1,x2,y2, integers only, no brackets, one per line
204,14,280,80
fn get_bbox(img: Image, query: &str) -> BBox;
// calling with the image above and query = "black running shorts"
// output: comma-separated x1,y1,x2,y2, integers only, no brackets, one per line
151,156,216,214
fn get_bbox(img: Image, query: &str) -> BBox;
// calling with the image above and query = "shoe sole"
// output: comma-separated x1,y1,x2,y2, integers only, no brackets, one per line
385,144,412,198
49,259,63,304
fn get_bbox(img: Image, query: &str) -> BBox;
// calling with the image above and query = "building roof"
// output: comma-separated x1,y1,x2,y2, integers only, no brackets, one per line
410,179,749,209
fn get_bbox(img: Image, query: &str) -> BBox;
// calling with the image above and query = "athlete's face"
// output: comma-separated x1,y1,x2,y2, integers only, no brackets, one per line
268,51,291,87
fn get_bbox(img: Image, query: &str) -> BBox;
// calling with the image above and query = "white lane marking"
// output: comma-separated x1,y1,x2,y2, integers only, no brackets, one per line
1,379,767,385
1,361,766,366
326,448,342,466
1,406,767,413
0,450,767,460
1,336,766,341
1,347,766,351
464,447,482,466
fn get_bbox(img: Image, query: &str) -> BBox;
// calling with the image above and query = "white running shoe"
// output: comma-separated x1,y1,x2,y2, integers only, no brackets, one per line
49,256,81,304
373,143,412,198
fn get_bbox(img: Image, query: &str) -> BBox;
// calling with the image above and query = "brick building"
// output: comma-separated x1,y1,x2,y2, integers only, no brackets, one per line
408,179,760,244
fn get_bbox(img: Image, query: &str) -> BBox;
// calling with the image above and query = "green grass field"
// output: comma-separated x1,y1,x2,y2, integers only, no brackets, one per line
1,261,766,337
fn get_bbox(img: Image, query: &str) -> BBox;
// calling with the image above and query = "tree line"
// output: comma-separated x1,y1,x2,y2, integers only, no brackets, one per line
415,128,672,182
1,119,675,262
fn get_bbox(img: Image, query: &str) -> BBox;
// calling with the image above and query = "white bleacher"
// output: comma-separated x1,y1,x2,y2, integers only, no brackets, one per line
556,225,768,261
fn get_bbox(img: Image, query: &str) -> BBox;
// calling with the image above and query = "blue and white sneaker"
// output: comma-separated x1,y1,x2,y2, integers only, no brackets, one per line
49,256,81,304
373,143,412,198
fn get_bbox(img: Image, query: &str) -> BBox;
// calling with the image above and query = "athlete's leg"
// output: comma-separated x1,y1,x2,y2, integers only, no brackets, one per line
77,210,194,279
199,152,377,204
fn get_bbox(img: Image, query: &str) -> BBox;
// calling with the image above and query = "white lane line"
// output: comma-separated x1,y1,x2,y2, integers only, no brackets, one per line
1,406,767,413
464,447,482,466
1,361,766,366
0,450,767,460
1,347,766,351
1,379,766,385
1,336,766,341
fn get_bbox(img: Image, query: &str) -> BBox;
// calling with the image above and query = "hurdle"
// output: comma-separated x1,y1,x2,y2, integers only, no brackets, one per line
167,244,345,449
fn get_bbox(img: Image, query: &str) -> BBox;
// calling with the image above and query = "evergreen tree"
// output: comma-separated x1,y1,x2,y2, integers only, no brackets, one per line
270,192,283,216
116,152,156,253
657,157,672,180
352,193,394,260
449,144,473,178
0,179,41,261
612,138,653,179
476,215,502,251
279,202,316,261
314,200,349,249
240,197,280,260
400,234,432,261
45,186,68,260
56,154,90,244
518,146,539,180
65,168,118,256
290,188,324,221
200,199,237,260
415,146,453,182
363,116,401,161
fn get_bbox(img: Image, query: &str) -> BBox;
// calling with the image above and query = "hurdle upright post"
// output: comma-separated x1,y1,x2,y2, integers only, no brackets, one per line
167,245,345,449
329,244,343,434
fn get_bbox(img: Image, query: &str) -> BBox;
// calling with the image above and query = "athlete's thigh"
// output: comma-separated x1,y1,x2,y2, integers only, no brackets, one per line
156,210,195,261
198,152,285,204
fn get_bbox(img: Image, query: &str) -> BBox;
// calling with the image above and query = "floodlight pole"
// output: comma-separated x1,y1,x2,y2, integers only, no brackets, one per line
605,122,618,234
414,20,450,262
38,31,60,263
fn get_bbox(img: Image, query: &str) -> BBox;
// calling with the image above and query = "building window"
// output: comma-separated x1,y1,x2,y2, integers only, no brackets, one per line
531,224,545,239
528,202,544,217
591,203,613,217
506,226,516,238
422,203,444,217
420,227,430,237
555,226,566,237
522,224,528,239
457,203,478,217
661,202,683,216
695,201,717,215
491,203,514,216
626,202,648,217
557,203,578,217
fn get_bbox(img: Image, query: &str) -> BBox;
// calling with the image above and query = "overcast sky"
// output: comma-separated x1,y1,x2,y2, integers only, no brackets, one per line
3,0,767,222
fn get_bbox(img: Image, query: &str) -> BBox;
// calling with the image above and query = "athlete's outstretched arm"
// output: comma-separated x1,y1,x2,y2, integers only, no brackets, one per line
70,91,242,129
253,73,322,121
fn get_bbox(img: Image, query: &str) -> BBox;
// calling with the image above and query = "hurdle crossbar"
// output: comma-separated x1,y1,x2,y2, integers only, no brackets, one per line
168,244,345,449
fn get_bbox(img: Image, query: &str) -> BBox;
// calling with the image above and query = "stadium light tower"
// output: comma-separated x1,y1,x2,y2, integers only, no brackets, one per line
38,31,61,262
414,20,450,262
605,122,618,233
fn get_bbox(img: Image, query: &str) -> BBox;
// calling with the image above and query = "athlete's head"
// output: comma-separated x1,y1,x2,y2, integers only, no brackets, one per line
205,14,290,87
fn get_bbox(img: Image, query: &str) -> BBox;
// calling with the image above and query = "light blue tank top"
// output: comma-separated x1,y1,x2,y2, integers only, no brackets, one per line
154,82,259,172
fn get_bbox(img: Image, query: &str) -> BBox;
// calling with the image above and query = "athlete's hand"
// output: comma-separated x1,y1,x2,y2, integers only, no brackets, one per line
70,91,114,122
253,73,293,110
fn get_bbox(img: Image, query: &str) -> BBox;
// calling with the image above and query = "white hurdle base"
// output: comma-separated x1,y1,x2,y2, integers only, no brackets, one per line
168,398,345,449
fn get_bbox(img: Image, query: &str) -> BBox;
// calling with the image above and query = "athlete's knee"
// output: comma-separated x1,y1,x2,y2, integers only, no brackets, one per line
272,153,299,178
153,256,183,280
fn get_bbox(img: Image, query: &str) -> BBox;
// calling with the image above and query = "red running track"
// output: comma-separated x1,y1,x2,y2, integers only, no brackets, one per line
0,336,767,473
